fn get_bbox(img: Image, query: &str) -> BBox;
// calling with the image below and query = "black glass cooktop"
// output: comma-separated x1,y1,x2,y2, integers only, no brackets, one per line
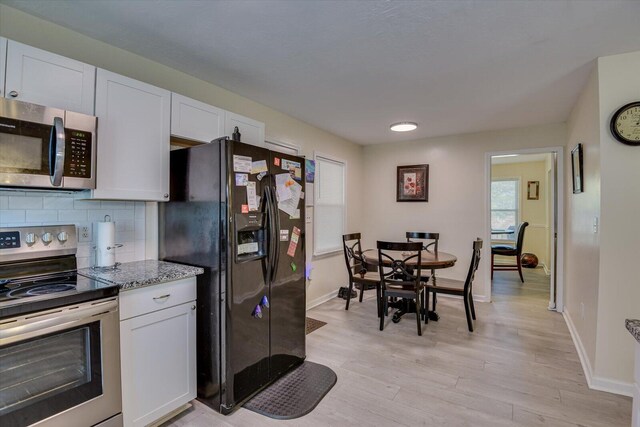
0,273,118,319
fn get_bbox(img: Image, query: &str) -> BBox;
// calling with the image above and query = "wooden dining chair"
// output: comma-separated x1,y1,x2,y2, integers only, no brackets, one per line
377,241,426,336
342,233,381,312
427,238,482,332
406,232,439,310
491,222,529,282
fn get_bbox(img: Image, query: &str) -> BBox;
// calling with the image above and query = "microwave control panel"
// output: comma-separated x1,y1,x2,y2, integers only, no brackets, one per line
64,128,92,178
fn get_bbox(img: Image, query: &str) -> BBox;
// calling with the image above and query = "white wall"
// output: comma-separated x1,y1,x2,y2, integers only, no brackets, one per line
0,4,364,306
594,51,640,385
565,66,601,370
361,123,566,301
0,190,145,268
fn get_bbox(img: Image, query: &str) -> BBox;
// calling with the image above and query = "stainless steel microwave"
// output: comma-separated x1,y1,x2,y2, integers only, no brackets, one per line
0,98,97,190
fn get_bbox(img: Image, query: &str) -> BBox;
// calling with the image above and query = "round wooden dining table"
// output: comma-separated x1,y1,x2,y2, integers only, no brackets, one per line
361,249,457,322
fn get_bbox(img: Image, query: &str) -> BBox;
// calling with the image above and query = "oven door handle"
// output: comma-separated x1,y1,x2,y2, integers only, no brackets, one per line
0,298,117,344
49,116,65,186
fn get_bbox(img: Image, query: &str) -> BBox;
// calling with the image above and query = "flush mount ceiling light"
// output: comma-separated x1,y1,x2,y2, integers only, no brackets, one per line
390,122,418,132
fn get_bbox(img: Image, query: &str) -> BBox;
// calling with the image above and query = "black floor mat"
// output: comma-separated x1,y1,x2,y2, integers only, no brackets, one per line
243,361,337,420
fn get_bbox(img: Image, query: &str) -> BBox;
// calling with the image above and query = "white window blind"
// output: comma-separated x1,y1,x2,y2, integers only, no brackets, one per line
491,178,519,240
314,154,345,255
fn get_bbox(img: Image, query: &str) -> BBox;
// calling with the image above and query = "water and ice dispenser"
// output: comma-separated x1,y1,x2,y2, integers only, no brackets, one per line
234,213,266,262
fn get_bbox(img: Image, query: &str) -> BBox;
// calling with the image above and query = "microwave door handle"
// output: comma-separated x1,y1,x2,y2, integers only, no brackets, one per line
49,116,65,186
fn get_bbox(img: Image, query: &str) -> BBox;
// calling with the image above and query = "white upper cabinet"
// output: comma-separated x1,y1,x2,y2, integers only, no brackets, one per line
0,38,7,98
224,111,265,147
170,93,225,144
4,40,95,115
92,69,170,201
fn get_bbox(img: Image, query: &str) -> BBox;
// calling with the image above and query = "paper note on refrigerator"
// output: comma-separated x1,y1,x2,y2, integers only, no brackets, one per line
233,155,252,173
251,160,268,174
246,182,258,211
278,180,302,217
287,226,301,257
275,173,294,201
235,173,248,186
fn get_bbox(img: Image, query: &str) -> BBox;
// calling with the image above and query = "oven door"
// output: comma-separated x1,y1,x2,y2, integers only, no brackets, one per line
0,298,122,427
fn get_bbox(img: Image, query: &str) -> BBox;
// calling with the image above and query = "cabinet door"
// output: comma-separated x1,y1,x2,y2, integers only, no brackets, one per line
4,40,95,114
224,111,265,147
94,69,170,201
171,93,224,143
0,38,6,98
120,301,196,427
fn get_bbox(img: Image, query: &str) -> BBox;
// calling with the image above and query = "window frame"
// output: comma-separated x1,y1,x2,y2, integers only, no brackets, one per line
313,152,347,256
490,177,521,241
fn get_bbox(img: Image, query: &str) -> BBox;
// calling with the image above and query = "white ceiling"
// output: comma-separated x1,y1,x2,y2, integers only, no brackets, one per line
3,1,640,145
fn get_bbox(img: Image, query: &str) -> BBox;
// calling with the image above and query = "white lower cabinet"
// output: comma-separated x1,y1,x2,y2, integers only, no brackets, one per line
119,278,196,427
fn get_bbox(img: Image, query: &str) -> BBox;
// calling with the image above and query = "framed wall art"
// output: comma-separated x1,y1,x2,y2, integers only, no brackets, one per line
397,164,429,202
527,181,540,200
571,143,583,194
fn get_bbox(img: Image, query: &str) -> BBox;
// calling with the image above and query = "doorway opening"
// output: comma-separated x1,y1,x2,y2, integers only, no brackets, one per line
485,147,564,311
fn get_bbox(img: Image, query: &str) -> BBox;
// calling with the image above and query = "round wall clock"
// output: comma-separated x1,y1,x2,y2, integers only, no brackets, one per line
610,101,640,146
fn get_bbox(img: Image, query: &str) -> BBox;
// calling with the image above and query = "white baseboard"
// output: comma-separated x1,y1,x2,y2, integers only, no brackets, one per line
307,289,339,310
540,262,551,276
563,311,634,397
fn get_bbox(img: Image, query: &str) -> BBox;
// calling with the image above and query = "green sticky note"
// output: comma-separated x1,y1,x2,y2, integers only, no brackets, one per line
290,262,297,272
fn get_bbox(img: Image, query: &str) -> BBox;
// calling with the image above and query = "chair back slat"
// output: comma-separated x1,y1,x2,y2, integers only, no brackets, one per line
515,222,529,255
463,238,483,295
343,233,366,279
376,241,423,287
406,231,439,253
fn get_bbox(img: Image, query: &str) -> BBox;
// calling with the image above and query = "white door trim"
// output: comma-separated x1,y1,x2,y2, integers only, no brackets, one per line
484,146,565,312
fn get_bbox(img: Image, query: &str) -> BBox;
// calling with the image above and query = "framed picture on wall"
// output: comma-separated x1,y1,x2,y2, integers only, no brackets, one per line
571,143,584,194
527,181,540,200
396,164,429,202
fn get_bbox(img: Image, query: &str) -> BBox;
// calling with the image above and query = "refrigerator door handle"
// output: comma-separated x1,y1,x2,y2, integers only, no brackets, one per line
271,187,280,282
265,186,277,279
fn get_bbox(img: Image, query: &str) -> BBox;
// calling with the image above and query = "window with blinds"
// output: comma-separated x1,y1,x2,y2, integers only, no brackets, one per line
313,154,346,255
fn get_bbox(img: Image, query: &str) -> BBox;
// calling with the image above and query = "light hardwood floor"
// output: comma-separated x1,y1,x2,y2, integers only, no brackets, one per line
165,268,632,426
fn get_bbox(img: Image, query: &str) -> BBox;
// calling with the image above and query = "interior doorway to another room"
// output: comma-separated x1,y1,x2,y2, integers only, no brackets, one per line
486,148,564,312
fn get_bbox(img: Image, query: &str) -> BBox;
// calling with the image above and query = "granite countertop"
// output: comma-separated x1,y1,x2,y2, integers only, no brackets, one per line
79,260,204,291
626,319,640,344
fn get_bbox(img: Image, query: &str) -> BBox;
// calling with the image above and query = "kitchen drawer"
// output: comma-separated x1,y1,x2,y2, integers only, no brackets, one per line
119,277,196,321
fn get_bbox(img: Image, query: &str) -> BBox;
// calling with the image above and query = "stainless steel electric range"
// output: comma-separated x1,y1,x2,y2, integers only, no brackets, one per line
0,225,122,427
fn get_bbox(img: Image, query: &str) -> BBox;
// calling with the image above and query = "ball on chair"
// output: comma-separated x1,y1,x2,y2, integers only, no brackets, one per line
520,253,539,268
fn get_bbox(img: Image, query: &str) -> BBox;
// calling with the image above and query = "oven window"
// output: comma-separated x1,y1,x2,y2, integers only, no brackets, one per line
0,322,103,427
0,133,44,170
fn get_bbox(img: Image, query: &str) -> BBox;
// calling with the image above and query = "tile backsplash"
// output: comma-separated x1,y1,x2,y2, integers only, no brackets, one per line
0,190,146,268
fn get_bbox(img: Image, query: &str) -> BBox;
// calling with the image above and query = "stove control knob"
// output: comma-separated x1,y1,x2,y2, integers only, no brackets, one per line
57,231,68,243
42,232,53,245
25,233,38,246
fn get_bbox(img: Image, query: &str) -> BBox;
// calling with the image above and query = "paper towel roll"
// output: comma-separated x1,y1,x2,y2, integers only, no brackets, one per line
95,220,116,267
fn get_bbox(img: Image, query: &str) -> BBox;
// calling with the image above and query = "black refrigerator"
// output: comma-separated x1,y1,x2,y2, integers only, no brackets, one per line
159,138,306,414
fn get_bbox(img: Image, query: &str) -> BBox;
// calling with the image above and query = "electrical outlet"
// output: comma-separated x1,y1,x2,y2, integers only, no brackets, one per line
78,224,92,243
593,216,599,234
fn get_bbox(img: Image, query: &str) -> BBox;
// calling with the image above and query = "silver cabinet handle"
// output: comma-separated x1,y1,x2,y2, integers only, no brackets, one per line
164,193,169,198
8,90,18,97
191,305,196,310
153,294,171,301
